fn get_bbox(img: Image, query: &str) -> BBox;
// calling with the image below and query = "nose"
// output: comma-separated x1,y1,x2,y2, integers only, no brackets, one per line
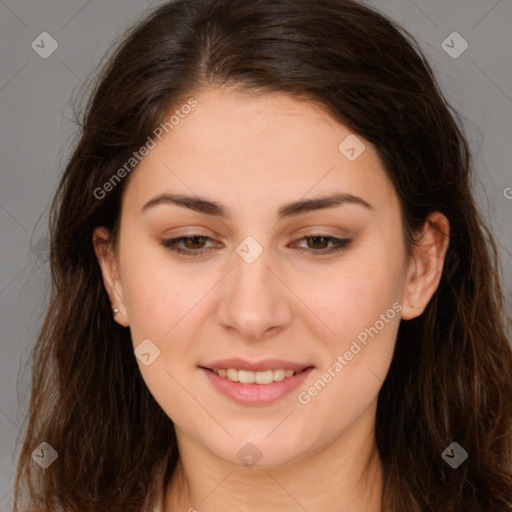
216,244,293,342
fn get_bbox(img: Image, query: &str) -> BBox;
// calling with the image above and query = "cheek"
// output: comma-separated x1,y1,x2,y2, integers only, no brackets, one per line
120,236,210,341
302,255,404,339
294,268,401,441
296,247,404,398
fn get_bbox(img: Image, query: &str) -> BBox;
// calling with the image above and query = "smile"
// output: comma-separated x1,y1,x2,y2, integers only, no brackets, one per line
200,361,315,405
212,368,299,384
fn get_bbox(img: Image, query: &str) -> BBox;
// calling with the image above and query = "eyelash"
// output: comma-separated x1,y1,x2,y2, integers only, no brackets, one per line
161,234,352,256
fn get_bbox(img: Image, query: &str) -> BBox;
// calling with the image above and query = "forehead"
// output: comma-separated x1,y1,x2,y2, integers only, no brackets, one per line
122,87,397,216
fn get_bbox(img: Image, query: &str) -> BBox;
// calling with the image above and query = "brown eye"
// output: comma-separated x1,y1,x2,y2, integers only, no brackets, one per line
161,234,351,257
292,235,352,254
161,234,216,256
182,236,208,249
306,236,330,250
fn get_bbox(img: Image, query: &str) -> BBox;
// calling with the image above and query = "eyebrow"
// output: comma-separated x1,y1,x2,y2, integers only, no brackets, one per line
141,192,373,219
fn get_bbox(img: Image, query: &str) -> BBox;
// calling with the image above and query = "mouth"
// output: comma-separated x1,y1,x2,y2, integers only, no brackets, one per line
199,359,315,405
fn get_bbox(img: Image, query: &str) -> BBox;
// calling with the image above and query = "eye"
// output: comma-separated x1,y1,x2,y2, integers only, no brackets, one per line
161,234,215,256
161,233,351,257
290,235,352,254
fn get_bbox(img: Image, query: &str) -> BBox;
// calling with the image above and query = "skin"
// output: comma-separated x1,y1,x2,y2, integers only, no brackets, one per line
94,86,449,512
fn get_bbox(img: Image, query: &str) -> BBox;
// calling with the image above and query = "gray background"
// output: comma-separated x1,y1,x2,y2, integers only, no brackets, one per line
0,0,511,509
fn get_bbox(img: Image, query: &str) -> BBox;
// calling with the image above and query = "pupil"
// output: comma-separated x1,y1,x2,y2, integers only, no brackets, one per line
186,236,205,248
310,236,326,249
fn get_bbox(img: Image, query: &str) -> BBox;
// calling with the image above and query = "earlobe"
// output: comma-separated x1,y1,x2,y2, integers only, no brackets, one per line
92,227,130,327
400,211,450,321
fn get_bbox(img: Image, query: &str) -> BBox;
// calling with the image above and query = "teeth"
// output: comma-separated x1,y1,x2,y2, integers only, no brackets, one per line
273,369,285,381
238,370,255,384
213,368,300,384
255,370,275,384
226,368,239,382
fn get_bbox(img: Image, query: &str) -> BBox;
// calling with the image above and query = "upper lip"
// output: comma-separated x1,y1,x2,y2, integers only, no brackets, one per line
201,358,314,372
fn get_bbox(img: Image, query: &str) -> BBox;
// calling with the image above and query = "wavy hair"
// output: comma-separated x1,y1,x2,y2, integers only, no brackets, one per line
14,0,512,511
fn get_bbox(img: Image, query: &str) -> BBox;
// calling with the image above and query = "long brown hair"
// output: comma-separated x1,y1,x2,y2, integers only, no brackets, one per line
14,1,512,511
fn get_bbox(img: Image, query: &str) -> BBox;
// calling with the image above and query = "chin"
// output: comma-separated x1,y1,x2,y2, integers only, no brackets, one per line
204,429,316,469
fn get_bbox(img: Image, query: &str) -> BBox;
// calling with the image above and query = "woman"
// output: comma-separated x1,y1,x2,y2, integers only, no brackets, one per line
14,0,512,511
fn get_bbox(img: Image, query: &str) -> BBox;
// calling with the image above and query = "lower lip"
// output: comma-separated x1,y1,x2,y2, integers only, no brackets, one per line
201,367,314,405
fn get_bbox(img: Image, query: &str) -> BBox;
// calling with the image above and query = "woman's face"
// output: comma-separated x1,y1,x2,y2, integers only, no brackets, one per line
94,87,442,467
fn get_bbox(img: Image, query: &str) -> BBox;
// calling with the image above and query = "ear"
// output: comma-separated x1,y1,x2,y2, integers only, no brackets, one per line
92,226,129,327
400,211,450,321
